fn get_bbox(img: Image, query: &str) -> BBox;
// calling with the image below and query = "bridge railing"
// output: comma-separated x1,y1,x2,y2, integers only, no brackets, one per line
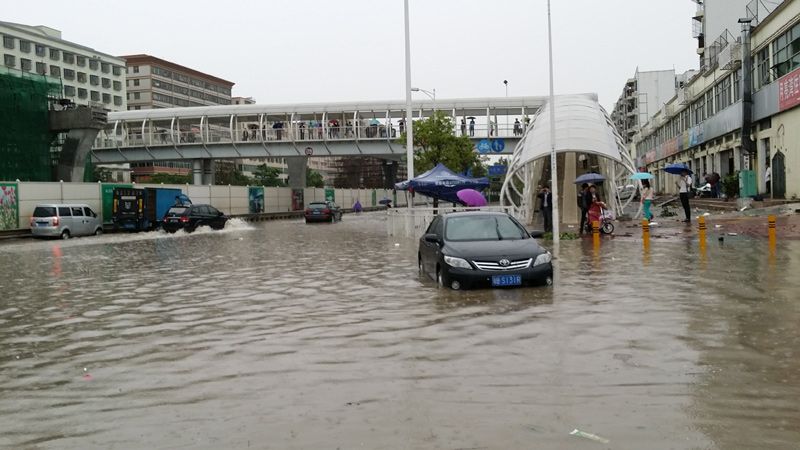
94,119,526,150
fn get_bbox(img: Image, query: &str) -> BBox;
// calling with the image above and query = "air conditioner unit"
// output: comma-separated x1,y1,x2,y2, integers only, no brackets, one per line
719,43,742,70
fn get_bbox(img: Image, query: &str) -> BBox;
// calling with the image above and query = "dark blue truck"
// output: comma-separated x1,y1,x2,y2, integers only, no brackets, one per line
112,187,191,231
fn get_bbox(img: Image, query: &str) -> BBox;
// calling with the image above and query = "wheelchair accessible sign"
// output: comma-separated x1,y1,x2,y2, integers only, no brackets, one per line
477,139,505,153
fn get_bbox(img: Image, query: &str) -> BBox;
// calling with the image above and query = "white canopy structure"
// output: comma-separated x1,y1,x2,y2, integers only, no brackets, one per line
501,93,639,224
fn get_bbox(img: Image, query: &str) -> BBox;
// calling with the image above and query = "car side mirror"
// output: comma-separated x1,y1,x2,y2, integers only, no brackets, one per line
93,213,98,218
423,233,440,244
529,230,544,238
218,211,224,216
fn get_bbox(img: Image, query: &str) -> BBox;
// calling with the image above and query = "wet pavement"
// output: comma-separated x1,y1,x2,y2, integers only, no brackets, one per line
1,213,799,449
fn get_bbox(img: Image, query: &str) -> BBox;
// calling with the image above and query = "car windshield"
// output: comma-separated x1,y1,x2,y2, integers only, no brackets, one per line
445,215,529,241
33,206,56,217
167,206,188,215
308,203,328,210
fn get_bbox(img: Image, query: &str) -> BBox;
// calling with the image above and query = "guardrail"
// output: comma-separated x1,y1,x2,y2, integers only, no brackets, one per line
387,206,514,239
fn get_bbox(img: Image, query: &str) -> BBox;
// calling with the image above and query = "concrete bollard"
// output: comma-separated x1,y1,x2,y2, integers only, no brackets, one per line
642,219,650,247
592,221,600,246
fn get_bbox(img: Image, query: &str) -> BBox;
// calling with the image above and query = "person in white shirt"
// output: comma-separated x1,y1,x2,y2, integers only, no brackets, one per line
675,169,692,223
640,179,654,221
765,163,772,195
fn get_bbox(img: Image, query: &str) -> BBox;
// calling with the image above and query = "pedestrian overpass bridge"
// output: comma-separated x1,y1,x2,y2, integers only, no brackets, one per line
90,97,544,166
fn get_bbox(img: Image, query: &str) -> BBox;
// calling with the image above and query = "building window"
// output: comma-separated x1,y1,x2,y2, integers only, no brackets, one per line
64,69,75,80
113,95,123,106
3,54,14,67
76,55,86,67
153,93,173,104
205,82,218,92
102,77,111,88
19,40,30,53
20,58,31,71
133,92,141,100
705,90,714,118
132,65,139,73
35,44,45,56
64,85,76,97
152,66,172,78
101,62,110,73
190,77,203,87
63,52,74,64
90,74,99,85
112,65,121,76
102,93,111,104
133,79,140,86
113,80,122,91
49,48,60,60
2,35,13,49
78,88,88,99
36,61,46,74
90,90,100,101
173,72,189,83
50,65,60,77
134,106,141,110
126,93,130,100
89,59,98,70
77,72,87,83
190,89,203,99
733,68,742,102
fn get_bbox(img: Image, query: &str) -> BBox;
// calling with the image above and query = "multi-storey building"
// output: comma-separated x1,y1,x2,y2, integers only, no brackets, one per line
121,54,233,110
1,21,127,111
633,0,797,199
231,96,255,105
692,0,753,70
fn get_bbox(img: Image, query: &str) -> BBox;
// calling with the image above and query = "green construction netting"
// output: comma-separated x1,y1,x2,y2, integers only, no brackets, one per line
0,67,62,181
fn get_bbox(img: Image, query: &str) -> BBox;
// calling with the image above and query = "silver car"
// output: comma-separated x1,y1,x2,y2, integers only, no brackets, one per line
30,204,103,239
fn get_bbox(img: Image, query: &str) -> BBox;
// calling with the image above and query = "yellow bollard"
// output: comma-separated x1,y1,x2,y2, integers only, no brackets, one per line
698,216,706,249
592,221,600,246
768,215,776,247
642,219,650,247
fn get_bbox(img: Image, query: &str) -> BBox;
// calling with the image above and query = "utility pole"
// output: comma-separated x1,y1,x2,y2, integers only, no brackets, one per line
547,0,560,244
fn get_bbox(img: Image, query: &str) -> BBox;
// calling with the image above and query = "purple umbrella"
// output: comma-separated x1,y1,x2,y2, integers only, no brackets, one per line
457,189,487,207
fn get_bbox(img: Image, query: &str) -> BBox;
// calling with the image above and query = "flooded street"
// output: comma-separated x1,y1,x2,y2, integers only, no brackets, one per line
1,213,799,449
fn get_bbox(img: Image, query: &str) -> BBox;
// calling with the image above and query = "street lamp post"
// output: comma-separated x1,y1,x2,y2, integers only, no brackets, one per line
547,0,560,244
404,0,414,205
411,87,436,109
504,80,508,136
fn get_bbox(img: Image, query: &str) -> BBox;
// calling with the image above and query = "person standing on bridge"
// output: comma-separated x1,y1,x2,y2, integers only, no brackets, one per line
299,122,305,140
461,119,467,136
399,119,405,135
469,118,475,137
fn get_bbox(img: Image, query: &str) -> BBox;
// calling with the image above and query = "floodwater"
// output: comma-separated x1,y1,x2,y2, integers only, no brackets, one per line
1,213,799,449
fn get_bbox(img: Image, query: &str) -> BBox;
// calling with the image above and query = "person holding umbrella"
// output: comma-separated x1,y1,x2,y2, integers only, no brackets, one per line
640,179,654,222
578,183,590,235
676,169,692,222
469,118,475,136
537,186,553,232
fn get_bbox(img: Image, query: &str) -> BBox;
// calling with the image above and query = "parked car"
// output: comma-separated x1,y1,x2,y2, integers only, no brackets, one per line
418,211,552,290
617,184,637,201
162,204,229,232
304,201,342,223
30,204,103,239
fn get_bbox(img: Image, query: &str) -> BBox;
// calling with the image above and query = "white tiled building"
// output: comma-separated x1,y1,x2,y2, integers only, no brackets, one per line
1,21,126,111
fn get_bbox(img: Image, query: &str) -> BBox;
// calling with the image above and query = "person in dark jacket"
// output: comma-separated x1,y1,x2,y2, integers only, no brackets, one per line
578,183,590,234
538,186,553,232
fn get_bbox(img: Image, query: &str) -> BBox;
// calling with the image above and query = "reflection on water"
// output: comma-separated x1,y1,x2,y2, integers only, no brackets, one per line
1,213,799,449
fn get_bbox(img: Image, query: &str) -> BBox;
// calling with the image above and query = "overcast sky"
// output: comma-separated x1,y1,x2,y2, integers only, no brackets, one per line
7,0,700,110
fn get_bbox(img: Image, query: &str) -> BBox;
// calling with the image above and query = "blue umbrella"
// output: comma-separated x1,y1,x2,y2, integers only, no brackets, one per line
664,163,692,175
379,198,392,205
574,173,606,184
629,172,654,180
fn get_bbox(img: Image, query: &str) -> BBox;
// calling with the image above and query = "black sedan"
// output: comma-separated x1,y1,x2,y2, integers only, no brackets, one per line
418,211,552,290
304,201,342,223
163,204,229,232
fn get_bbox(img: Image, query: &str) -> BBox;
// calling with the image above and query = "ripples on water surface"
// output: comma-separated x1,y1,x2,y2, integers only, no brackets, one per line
1,213,799,449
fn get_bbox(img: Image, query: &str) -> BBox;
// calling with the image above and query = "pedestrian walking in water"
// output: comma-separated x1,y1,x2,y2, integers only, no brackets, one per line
640,179,654,222
677,169,692,222
578,183,590,235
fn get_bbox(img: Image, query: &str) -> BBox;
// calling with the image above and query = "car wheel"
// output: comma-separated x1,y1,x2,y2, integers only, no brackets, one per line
94,227,103,236
544,275,554,286
60,229,70,240
436,265,457,289
602,222,615,234
418,255,423,272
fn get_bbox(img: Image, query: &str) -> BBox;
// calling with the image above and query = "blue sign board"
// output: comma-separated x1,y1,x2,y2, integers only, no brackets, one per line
491,139,505,153
477,139,491,153
488,165,506,176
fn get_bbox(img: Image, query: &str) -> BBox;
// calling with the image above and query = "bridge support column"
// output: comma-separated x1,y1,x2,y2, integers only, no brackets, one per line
56,128,101,182
202,159,215,185
561,152,579,224
192,159,203,185
381,160,398,190
286,156,308,189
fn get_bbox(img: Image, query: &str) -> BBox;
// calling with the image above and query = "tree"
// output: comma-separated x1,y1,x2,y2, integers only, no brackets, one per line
91,165,114,182
398,110,486,177
307,170,324,188
215,162,251,186
253,164,285,187
149,173,190,184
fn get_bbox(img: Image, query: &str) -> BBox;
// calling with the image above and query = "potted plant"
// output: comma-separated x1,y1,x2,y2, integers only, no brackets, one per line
721,171,740,200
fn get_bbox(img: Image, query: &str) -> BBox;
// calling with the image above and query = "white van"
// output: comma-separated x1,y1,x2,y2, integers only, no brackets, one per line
30,204,103,239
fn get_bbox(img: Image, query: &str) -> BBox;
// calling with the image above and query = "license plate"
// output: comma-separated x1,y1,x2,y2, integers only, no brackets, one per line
313,212,320,215
36,222,49,227
492,275,522,286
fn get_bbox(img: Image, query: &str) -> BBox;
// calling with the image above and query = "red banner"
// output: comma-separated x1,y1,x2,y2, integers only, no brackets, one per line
778,67,800,111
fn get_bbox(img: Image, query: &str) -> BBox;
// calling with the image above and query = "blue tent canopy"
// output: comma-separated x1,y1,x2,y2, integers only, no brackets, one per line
394,163,489,204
